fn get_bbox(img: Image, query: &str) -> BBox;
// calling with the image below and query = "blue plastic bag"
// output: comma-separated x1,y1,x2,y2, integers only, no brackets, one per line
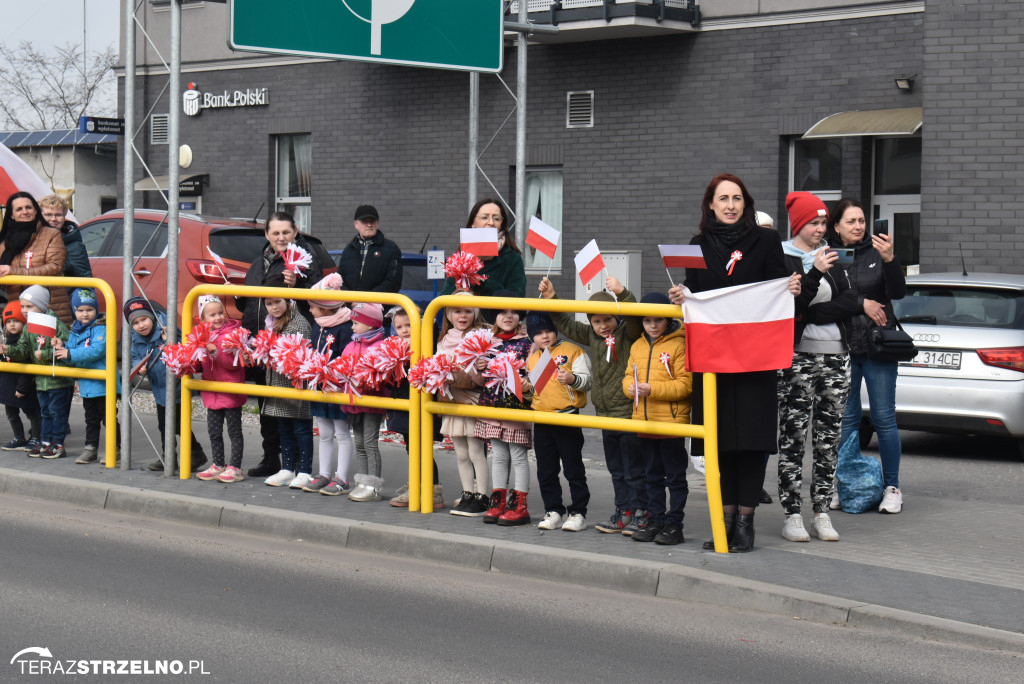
835,431,884,514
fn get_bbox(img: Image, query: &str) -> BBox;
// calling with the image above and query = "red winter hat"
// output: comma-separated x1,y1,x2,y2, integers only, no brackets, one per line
785,192,829,236
3,300,26,324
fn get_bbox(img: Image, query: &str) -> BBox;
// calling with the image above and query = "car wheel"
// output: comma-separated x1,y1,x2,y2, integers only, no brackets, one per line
1016,438,1024,462
859,417,874,450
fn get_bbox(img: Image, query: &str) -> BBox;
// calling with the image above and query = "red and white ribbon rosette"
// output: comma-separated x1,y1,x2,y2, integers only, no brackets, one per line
605,335,617,363
659,351,673,378
250,329,279,366
24,250,33,268
282,242,313,276
219,327,253,366
453,329,500,369
726,250,743,276
444,251,487,291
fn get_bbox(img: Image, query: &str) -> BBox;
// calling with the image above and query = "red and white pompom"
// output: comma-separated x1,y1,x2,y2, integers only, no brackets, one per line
323,354,363,402
444,251,487,291
250,329,279,367
483,351,526,400
185,323,213,363
282,242,313,276
408,354,456,400
287,346,330,391
453,329,500,369
161,343,194,378
219,327,253,367
270,333,311,374
371,336,412,387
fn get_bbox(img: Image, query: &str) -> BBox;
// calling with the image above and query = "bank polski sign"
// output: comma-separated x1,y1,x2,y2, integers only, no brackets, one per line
229,0,503,73
183,82,269,117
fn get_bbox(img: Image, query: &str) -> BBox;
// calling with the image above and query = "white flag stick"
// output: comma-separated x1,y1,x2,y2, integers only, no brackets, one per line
604,268,620,311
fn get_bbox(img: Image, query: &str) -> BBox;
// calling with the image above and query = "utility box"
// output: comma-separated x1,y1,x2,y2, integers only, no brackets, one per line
573,249,642,324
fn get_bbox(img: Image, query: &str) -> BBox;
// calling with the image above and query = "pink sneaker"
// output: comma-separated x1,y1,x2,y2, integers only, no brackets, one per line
217,466,245,483
196,464,226,481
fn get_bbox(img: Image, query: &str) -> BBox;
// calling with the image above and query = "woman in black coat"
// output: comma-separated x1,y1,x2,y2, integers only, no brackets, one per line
668,173,802,552
237,211,327,478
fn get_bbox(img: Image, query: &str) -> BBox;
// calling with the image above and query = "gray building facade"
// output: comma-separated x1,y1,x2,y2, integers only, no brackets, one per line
120,1,1021,297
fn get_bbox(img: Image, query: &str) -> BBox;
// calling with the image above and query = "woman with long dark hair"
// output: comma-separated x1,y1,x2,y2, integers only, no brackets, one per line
0,192,72,326
668,174,801,552
441,198,527,297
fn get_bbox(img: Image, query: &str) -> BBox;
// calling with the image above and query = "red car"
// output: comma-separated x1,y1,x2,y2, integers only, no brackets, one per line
80,209,331,329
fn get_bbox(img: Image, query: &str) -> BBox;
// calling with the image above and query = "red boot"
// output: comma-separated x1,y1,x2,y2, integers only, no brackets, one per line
497,490,530,526
483,488,507,524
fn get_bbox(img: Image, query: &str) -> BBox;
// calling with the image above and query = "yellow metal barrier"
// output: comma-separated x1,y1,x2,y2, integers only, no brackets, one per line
420,294,727,553
0,275,119,468
179,285,423,507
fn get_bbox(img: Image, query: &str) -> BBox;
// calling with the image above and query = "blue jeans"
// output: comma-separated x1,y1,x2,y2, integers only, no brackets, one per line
38,387,73,445
841,355,901,489
278,418,314,475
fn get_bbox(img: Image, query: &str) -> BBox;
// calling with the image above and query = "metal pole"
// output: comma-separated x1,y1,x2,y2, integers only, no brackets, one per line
514,0,527,240
164,0,182,477
120,0,136,470
468,71,479,212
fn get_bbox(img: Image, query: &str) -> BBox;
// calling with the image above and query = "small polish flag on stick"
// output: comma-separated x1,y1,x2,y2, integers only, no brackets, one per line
526,216,560,259
27,312,58,338
460,227,499,258
659,244,706,286
574,239,605,286
682,278,795,373
207,247,231,283
528,348,557,395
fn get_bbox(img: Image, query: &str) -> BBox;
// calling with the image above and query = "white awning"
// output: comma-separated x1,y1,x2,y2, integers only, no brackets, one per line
803,108,922,138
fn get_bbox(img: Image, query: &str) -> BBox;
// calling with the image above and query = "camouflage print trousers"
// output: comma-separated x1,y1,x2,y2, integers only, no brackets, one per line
776,352,851,515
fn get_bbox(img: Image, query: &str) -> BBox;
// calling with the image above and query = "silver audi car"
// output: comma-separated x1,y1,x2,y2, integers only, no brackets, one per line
858,272,1024,459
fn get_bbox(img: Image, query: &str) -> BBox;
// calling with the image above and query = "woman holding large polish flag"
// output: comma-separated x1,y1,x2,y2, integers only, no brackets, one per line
668,174,801,552
441,198,527,297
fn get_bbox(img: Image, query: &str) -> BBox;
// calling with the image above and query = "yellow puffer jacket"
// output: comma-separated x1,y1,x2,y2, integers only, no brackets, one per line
621,323,692,425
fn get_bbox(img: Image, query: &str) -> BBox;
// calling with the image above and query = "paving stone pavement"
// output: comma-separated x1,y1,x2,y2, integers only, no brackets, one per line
2,400,1022,636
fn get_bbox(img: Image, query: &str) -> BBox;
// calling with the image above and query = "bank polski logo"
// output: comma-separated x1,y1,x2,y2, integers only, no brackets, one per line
183,83,200,117
341,0,416,55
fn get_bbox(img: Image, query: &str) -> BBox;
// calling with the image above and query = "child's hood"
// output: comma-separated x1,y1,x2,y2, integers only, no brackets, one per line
642,318,682,345
71,314,105,335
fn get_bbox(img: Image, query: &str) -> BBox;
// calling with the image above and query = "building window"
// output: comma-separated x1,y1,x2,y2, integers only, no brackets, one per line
522,167,563,272
874,137,922,195
275,133,311,233
792,138,842,193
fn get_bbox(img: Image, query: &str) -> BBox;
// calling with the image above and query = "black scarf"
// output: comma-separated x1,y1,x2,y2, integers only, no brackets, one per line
704,218,752,257
0,220,38,266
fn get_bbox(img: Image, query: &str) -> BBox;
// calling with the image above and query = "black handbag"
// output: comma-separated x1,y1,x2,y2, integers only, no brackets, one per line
866,318,918,362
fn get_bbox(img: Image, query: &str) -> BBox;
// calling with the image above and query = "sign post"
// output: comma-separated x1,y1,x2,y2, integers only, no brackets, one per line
230,0,504,73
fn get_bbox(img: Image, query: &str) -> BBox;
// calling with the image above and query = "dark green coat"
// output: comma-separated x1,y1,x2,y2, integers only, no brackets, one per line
441,246,527,297
7,309,73,391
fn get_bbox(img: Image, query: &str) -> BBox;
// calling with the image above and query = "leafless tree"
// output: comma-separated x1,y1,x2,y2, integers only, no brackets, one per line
0,41,117,130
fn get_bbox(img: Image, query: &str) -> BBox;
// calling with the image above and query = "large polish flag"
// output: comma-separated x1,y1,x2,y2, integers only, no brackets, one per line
574,239,605,285
529,348,557,395
659,244,706,269
27,312,58,338
526,216,560,259
682,278,794,373
460,228,499,258
0,142,76,222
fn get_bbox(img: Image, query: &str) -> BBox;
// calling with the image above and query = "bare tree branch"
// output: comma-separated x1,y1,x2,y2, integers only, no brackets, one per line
0,41,117,130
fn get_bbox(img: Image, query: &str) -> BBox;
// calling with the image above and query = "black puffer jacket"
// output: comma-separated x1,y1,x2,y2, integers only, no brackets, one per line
785,253,858,347
842,238,906,355
238,233,328,335
337,230,403,293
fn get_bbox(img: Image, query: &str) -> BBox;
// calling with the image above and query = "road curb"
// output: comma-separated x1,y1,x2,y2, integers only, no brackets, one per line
3,467,1022,652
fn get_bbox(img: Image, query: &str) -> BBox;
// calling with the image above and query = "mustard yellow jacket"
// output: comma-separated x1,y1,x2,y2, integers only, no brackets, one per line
622,323,692,425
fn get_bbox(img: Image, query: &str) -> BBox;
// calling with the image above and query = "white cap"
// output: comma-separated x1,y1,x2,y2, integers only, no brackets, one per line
755,211,774,229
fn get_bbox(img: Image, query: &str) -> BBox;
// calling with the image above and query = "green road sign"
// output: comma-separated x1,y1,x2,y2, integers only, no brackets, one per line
230,0,504,73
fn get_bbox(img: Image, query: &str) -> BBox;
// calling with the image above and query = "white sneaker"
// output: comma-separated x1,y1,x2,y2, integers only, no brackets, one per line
811,513,840,541
689,454,705,475
781,513,811,542
537,511,564,530
561,513,587,532
264,469,294,487
289,473,314,489
829,491,842,510
879,486,903,514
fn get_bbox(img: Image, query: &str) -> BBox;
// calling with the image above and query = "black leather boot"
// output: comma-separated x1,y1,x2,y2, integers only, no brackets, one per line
247,455,280,478
703,512,736,550
729,514,755,552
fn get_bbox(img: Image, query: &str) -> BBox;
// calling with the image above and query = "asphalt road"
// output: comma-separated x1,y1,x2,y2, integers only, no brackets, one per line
1,497,1020,684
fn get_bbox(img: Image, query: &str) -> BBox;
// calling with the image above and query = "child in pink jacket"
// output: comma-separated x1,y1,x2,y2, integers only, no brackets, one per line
343,302,388,502
193,295,248,483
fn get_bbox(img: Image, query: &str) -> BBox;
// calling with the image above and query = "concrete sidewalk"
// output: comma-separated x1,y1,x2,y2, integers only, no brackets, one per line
2,401,1022,651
